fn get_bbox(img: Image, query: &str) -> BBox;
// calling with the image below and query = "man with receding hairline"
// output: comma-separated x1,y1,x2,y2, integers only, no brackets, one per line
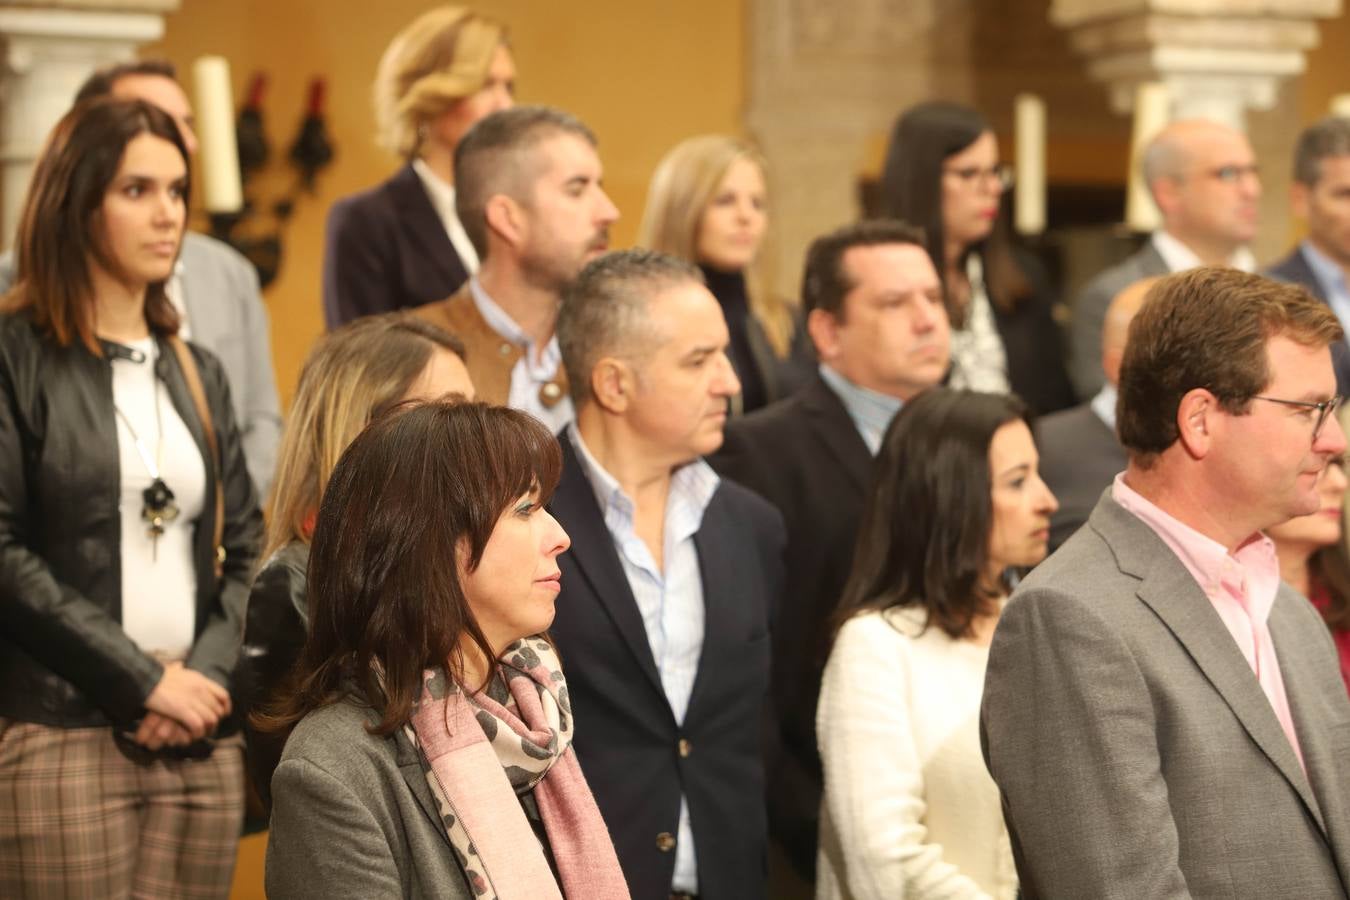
1038,276,1154,550
414,105,619,431
1068,119,1261,398
548,249,784,900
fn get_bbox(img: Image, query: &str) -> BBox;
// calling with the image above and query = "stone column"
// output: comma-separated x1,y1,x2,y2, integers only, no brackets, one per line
1050,0,1343,257
0,0,177,250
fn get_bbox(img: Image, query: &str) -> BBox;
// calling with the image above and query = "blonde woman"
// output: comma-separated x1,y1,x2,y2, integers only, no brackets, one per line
322,6,514,329
638,135,811,414
234,314,474,811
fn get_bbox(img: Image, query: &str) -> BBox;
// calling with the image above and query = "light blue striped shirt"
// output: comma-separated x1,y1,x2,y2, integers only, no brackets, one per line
1301,240,1350,342
567,424,717,894
817,363,904,455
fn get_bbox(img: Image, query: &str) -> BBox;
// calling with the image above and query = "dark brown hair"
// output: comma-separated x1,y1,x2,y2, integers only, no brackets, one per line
801,219,926,321
256,400,562,737
835,387,1030,640
878,101,1031,321
2,98,188,355
73,58,179,103
1117,268,1343,466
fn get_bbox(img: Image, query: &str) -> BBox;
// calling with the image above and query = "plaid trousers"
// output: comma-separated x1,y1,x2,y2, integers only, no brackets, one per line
0,719,244,899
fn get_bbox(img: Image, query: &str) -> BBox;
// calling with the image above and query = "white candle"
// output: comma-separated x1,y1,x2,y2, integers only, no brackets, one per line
1125,82,1170,233
1331,94,1350,119
192,56,242,213
1014,93,1046,236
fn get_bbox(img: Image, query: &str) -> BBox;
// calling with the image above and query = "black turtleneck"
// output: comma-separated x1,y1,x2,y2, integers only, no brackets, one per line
700,264,768,413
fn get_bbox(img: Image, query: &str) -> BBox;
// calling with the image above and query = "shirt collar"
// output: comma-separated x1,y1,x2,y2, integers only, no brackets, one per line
1111,472,1280,618
1300,238,1349,295
817,364,903,455
468,276,560,364
566,423,719,533
1152,230,1257,274
1091,383,1117,430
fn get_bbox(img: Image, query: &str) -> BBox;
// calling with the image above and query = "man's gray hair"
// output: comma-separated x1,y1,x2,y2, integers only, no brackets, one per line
453,105,597,259
1293,116,1350,186
557,249,704,407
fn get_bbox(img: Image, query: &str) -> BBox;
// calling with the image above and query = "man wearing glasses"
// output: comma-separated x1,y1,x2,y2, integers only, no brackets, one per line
1069,118,1262,399
983,268,1350,899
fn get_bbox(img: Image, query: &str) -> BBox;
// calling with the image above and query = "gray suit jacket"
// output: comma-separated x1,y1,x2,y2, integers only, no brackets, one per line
266,698,475,900
1035,402,1126,552
0,233,282,497
982,492,1350,899
1067,242,1168,399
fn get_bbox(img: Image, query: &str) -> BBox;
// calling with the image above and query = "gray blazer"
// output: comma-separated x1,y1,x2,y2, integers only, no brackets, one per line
0,233,282,497
1035,402,1126,552
1067,242,1168,399
266,698,475,900
982,492,1350,899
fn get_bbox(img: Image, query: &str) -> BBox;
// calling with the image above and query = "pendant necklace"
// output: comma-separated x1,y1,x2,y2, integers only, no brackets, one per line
113,356,179,560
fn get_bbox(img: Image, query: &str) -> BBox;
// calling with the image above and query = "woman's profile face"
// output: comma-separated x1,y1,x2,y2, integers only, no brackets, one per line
458,489,570,655
430,43,516,153
986,419,1058,575
1267,454,1347,554
95,132,187,287
695,155,768,273
939,130,1002,253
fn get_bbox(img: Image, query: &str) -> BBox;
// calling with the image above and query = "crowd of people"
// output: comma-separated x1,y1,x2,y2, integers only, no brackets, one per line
3,5,1350,900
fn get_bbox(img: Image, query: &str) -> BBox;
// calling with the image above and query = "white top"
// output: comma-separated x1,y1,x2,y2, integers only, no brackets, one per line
816,607,1016,900
947,254,1010,395
112,337,207,661
412,157,481,274
1151,229,1256,274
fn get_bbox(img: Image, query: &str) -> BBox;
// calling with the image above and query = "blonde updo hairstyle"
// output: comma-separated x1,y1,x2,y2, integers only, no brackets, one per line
637,134,794,358
373,6,508,159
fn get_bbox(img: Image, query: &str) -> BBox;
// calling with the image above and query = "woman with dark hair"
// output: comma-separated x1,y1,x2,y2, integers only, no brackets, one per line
260,401,629,899
1268,453,1350,694
0,98,262,896
879,102,1074,415
234,312,473,814
815,388,1056,900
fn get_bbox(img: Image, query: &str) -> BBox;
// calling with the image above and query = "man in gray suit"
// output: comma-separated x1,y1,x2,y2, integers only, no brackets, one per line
1068,119,1261,398
1,60,283,496
1038,276,1152,550
984,267,1350,898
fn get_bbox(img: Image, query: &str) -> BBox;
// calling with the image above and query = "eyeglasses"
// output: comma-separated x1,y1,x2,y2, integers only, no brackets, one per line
1252,394,1342,440
942,163,1014,192
1199,164,1260,184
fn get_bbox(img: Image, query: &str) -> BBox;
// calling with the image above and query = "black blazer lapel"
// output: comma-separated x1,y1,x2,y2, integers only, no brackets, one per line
387,165,467,288
1098,499,1326,833
685,489,747,717
552,437,665,697
799,376,872,496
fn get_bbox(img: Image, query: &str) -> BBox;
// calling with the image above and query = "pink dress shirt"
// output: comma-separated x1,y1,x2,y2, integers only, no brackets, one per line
1112,474,1305,769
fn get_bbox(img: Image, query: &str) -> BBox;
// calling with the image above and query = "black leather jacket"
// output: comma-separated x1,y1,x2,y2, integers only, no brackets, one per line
234,539,309,809
0,313,263,729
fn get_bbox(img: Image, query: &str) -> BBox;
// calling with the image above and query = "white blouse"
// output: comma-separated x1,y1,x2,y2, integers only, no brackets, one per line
815,606,1016,900
112,337,206,662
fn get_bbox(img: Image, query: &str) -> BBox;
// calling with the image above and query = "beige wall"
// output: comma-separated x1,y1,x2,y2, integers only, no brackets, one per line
147,0,747,410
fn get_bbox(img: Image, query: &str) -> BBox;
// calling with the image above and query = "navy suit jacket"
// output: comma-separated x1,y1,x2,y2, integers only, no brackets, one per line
321,164,470,329
1265,245,1350,395
548,435,785,900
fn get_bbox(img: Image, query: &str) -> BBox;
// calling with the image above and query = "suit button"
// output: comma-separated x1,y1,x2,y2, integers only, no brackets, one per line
656,832,676,852
677,738,692,758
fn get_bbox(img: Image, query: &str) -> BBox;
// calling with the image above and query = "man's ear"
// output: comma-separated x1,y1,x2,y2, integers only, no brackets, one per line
1150,175,1180,220
807,308,842,362
1291,180,1312,223
590,356,635,415
1175,387,1216,460
484,194,526,251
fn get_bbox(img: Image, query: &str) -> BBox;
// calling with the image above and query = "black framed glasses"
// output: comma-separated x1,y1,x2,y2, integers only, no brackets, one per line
1252,394,1342,440
942,163,1014,192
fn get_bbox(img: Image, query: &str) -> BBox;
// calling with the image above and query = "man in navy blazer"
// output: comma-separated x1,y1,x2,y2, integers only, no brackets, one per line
549,250,785,900
1265,116,1350,394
